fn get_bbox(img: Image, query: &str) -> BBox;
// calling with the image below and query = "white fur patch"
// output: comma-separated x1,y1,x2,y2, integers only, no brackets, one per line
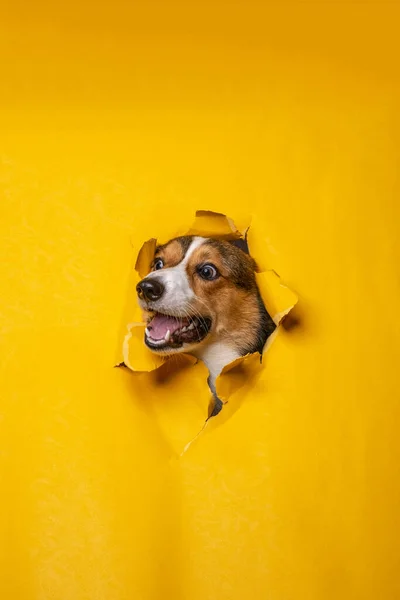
192,341,241,393
140,236,206,316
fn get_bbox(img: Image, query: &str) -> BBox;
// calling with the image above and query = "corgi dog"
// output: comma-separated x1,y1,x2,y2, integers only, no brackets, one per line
136,236,276,408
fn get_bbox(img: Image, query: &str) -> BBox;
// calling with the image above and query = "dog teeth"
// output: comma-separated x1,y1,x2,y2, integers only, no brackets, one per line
145,327,150,337
188,323,195,331
165,329,171,343
181,326,188,332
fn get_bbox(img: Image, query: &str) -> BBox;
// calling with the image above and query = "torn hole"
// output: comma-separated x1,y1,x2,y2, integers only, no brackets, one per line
116,210,298,452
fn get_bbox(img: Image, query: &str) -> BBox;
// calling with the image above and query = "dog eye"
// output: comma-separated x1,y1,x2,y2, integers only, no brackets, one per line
197,264,219,280
153,258,164,270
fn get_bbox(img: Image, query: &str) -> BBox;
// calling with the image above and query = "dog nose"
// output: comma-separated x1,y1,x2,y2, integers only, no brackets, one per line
136,278,165,301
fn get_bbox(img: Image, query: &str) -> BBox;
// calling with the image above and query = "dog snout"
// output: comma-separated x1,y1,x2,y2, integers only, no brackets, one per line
136,278,165,302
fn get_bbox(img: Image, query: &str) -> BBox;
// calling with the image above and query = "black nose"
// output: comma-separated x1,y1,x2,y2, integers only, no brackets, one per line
136,278,165,301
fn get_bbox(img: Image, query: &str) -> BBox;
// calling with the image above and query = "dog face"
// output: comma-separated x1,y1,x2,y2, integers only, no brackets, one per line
136,236,275,357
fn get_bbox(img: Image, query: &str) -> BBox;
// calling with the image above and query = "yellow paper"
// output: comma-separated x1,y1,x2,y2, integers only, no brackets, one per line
1,2,400,599
118,210,297,443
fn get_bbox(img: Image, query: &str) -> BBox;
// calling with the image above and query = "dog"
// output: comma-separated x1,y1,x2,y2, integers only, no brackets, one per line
136,235,276,412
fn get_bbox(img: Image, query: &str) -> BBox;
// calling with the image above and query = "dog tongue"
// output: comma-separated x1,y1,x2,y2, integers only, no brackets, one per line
148,314,189,340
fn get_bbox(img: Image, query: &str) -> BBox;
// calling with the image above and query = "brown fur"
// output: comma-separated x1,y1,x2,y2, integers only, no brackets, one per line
152,236,193,269
183,240,266,354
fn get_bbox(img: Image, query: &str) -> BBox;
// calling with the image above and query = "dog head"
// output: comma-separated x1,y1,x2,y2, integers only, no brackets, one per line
136,235,276,360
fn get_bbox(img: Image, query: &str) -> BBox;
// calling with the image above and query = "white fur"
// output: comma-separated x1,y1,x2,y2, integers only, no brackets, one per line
139,236,206,316
192,341,240,394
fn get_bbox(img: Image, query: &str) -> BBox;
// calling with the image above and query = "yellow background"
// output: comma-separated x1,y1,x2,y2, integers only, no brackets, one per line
1,2,400,598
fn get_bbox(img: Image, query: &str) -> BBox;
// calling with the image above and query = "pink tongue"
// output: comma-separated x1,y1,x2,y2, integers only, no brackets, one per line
148,314,189,340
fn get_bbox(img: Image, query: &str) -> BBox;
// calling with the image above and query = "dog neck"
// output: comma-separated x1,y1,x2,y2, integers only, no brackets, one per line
191,340,241,395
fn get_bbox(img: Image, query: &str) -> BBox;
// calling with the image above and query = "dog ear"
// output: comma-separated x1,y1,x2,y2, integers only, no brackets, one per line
228,235,260,272
229,237,250,255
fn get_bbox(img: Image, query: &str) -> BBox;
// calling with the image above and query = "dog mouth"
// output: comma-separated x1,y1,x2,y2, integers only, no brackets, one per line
145,312,212,351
